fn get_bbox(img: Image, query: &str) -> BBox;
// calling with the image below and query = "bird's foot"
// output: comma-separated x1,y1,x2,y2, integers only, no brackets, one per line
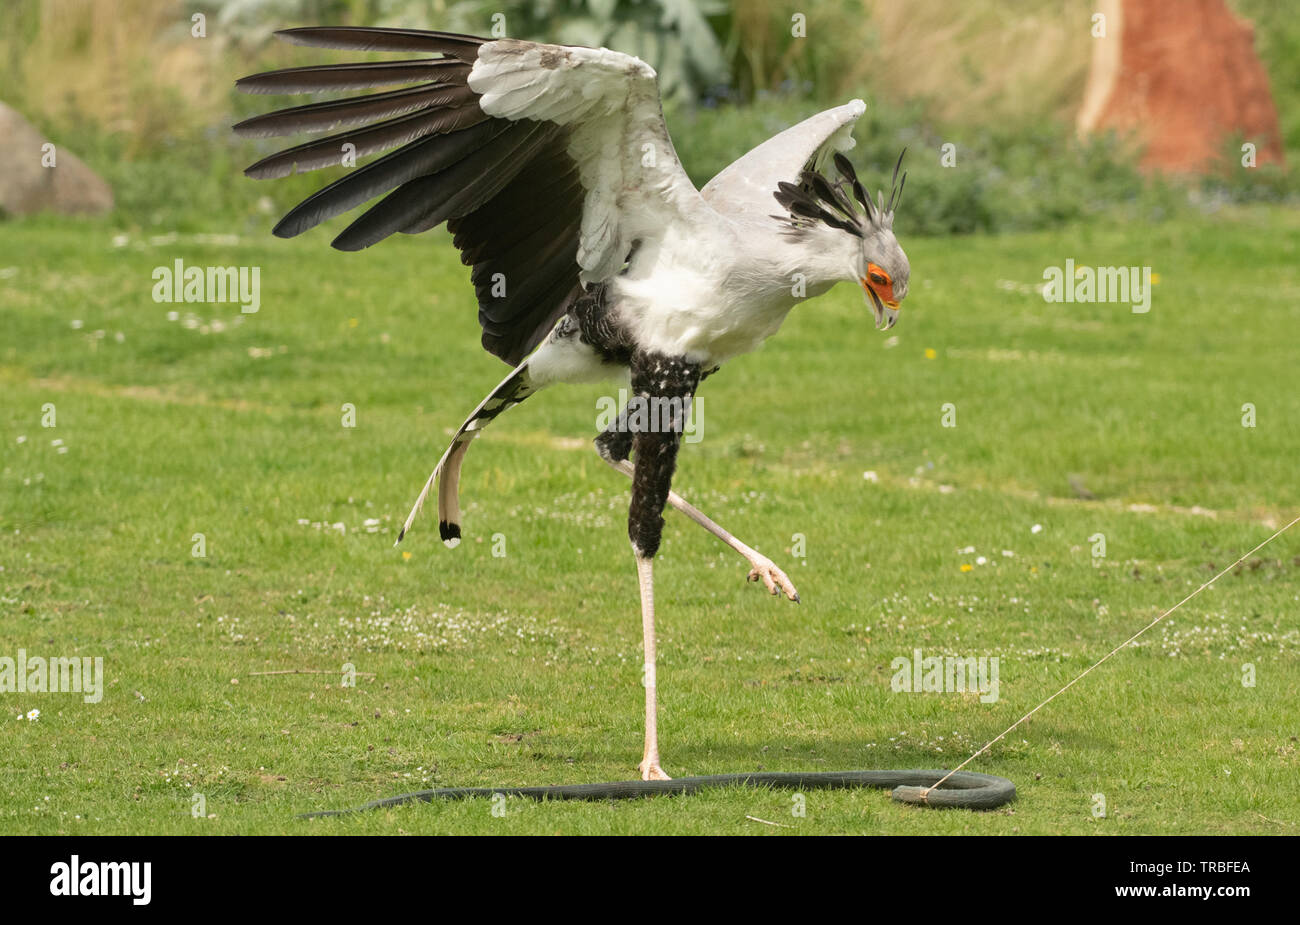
747,555,800,602
639,758,672,781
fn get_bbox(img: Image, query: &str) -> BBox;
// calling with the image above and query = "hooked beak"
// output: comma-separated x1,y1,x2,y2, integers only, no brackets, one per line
861,279,900,330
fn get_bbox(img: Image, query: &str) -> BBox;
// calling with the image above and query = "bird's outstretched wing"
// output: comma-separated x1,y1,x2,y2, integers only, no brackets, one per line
235,28,712,365
699,99,866,222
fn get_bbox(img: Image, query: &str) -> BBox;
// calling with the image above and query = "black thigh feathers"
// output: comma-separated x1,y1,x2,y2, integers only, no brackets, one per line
624,352,703,559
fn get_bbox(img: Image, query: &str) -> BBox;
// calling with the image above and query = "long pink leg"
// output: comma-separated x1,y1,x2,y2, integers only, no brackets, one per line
605,458,800,602
635,555,669,780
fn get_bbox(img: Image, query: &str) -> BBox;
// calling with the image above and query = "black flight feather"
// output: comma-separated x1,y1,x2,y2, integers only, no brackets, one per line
236,26,590,366
232,81,474,138
243,106,486,179
271,118,510,238
332,120,558,249
273,27,485,60
234,58,465,95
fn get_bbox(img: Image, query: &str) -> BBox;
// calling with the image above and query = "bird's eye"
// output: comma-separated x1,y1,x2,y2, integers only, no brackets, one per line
866,263,891,288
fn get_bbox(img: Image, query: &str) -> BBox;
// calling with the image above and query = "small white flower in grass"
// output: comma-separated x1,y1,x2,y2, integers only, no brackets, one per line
26,709,39,721
959,545,975,554
1002,549,1015,557
863,471,879,483
1031,524,1043,534
16,436,25,444
71,320,83,329
976,556,987,566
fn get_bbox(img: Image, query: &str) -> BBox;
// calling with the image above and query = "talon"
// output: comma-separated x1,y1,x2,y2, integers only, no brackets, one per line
746,559,799,603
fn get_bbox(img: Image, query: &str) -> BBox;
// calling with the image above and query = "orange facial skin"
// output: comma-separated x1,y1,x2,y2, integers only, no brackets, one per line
862,261,899,308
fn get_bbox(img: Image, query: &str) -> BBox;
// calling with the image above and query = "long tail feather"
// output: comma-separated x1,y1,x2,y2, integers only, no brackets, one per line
397,361,539,546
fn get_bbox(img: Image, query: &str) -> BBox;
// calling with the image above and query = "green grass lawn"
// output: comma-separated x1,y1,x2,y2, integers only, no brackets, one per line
2,206,1298,834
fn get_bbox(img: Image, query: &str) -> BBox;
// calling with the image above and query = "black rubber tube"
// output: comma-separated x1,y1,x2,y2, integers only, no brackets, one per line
300,768,1015,817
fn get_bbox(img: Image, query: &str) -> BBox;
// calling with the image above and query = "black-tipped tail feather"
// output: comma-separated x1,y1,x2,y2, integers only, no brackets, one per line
397,361,538,547
439,521,462,544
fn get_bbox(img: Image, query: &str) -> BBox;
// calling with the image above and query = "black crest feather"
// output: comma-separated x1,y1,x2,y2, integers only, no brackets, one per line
774,147,908,236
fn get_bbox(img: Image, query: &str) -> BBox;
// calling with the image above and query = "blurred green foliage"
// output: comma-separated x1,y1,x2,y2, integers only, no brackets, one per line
666,94,1190,236
43,75,1295,242
0,0,1295,238
206,0,732,99
1233,0,1300,156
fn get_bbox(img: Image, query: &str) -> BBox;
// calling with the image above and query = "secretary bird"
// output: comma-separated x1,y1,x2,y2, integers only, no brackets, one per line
236,27,910,781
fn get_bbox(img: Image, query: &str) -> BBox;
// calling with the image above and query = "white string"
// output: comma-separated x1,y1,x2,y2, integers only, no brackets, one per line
922,514,1300,799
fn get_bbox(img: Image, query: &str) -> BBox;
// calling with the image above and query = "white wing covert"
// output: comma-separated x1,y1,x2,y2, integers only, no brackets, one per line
236,28,713,365
700,99,866,222
468,40,713,285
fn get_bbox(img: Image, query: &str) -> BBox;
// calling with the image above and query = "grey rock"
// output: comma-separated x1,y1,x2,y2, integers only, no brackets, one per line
0,102,114,216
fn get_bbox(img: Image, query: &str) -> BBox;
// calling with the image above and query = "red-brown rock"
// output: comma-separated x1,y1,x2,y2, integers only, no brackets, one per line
1078,0,1285,173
